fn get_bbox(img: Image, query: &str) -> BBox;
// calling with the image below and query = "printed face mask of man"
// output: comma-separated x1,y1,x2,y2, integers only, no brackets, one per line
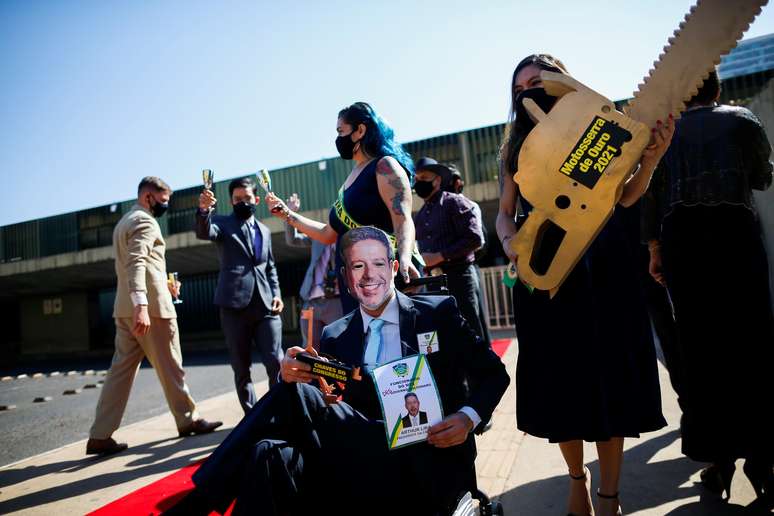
344,239,398,315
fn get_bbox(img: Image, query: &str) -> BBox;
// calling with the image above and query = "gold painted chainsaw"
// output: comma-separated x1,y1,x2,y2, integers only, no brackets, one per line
509,0,768,297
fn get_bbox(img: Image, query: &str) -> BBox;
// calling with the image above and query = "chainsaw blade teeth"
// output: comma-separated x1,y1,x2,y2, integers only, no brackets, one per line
626,0,766,130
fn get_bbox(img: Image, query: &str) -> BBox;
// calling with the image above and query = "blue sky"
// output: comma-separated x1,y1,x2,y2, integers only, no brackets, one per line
1,0,772,226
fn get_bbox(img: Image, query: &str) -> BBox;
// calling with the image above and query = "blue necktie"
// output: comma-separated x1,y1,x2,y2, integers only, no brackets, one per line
363,318,385,369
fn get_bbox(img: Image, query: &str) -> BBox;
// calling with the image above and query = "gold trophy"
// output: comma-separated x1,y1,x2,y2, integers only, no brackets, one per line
255,168,271,194
202,169,214,190
167,272,183,304
257,168,283,214
202,169,215,210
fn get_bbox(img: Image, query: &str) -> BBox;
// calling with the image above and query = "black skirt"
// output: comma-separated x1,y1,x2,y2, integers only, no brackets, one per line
662,204,774,462
513,208,667,443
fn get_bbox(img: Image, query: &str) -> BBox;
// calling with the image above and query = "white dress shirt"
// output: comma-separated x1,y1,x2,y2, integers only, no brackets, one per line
360,291,481,431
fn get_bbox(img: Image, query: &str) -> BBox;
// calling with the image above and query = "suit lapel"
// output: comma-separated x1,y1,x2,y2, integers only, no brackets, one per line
258,222,269,263
229,214,252,258
396,291,419,357
242,221,256,259
338,311,366,366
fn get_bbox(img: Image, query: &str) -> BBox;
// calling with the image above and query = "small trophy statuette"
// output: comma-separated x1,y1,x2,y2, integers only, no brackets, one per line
202,169,214,190
168,272,183,304
257,168,283,213
256,168,272,194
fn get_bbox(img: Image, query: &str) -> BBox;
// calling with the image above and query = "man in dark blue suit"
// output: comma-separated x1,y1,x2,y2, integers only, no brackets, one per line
172,226,509,515
196,177,283,413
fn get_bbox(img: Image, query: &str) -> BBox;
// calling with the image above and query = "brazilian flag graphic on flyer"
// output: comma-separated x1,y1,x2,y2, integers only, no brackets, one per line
371,354,444,450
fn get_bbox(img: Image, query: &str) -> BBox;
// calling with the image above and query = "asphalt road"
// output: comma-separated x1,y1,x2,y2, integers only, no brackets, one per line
0,351,265,467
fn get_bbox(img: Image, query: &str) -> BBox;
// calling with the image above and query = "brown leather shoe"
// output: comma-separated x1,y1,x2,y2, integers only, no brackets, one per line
86,437,128,456
177,418,223,437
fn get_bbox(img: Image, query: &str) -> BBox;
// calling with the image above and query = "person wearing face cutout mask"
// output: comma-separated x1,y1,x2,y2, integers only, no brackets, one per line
413,157,488,351
165,227,509,516
196,177,284,414
265,102,421,314
495,54,674,516
86,177,222,457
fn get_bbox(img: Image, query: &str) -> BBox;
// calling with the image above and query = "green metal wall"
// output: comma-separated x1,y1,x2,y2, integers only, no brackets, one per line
1,69,772,361
0,123,508,257
3,67,770,260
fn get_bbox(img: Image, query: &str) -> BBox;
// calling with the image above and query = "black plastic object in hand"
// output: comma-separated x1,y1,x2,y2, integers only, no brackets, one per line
295,353,352,383
397,274,448,294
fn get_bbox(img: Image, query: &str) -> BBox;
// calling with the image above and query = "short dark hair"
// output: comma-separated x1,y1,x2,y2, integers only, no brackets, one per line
687,70,721,108
404,392,418,401
339,227,395,265
137,176,172,197
229,177,256,197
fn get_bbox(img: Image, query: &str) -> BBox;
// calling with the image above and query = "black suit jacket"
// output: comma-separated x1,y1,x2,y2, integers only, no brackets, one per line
190,291,509,512
320,291,510,459
195,211,280,310
402,411,428,428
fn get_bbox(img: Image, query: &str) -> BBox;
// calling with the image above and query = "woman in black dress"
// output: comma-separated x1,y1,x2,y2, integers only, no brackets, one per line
643,71,774,505
267,102,418,312
495,54,672,516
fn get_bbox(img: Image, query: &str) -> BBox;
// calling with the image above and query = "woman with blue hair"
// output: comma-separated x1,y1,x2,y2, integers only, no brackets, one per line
267,102,419,312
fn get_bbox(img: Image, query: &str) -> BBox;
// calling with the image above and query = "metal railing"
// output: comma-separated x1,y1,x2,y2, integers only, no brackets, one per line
479,265,515,331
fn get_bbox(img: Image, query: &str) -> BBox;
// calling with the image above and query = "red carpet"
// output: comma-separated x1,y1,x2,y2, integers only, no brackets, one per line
490,338,511,358
86,460,233,516
89,338,513,515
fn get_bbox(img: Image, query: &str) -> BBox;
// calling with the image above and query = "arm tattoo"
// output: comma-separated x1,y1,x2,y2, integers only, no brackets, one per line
391,190,406,216
376,157,394,176
377,157,409,217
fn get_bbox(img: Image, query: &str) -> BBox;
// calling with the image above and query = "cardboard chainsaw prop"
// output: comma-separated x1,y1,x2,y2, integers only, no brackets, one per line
508,0,768,297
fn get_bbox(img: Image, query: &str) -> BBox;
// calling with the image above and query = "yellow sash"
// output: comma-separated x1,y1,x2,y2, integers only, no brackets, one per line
333,185,425,267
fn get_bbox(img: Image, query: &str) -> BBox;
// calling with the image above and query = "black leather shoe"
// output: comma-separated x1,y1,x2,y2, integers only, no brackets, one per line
178,418,223,437
86,437,128,456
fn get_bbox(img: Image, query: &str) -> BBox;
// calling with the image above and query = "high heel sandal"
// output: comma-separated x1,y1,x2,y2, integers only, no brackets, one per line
742,459,773,508
699,461,735,500
596,490,622,516
567,466,594,516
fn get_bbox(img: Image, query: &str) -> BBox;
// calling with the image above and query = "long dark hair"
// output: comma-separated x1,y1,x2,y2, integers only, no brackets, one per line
499,54,568,176
338,102,415,183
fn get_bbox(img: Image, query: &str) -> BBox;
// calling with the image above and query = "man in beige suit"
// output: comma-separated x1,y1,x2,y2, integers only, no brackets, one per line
86,177,222,456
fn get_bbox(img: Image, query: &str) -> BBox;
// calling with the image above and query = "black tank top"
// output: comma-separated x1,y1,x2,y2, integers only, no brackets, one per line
328,158,394,236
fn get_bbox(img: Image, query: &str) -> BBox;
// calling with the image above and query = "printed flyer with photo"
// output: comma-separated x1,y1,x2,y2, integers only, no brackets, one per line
371,354,443,450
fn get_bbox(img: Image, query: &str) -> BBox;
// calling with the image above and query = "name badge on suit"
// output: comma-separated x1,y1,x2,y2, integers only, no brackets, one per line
417,331,439,354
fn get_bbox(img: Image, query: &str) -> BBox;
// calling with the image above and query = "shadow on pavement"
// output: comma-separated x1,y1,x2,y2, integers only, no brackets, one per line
0,429,228,514
0,350,233,377
497,430,767,515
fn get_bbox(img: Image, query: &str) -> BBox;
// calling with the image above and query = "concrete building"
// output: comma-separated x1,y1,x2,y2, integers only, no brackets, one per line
2,38,773,366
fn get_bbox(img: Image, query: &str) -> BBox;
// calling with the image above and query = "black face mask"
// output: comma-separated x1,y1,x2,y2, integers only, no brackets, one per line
414,179,436,199
515,88,558,133
233,201,256,220
335,132,360,160
148,197,169,218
